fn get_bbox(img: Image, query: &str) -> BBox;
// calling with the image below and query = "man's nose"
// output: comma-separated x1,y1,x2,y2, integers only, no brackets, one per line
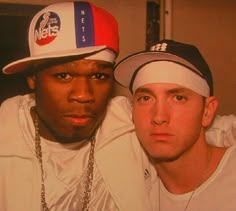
151,101,170,126
68,77,94,103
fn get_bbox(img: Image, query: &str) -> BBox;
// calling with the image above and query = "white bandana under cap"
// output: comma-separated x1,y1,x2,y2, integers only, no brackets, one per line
132,61,210,97
85,49,116,63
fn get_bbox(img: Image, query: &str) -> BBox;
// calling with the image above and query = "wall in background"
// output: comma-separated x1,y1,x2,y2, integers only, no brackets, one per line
172,0,236,114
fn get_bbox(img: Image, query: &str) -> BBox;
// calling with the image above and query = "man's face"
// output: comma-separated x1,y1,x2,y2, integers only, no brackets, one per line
27,59,114,143
132,83,214,163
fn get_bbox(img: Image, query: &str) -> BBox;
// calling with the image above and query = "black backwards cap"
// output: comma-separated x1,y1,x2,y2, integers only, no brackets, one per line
114,39,213,97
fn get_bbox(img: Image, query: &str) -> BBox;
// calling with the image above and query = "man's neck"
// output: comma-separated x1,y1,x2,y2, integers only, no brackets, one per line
154,144,226,194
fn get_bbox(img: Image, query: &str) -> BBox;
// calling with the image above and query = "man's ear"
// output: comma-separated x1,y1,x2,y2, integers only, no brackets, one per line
26,75,36,90
202,96,218,127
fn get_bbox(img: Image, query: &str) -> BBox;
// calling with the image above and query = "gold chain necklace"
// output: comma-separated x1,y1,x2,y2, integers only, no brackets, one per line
158,149,212,211
32,107,96,211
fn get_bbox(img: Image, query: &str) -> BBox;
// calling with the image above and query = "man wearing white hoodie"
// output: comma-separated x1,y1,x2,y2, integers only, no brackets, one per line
0,2,235,211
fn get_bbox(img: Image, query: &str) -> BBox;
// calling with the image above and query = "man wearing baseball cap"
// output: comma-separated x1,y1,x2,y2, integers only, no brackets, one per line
0,2,235,210
114,39,236,210
0,1,150,211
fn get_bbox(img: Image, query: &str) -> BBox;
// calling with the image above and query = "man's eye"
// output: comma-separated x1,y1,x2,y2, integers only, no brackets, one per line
91,73,107,80
140,96,151,101
174,95,186,101
136,95,153,104
54,73,72,81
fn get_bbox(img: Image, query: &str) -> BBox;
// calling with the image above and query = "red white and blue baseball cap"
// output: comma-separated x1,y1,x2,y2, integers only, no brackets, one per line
3,1,119,74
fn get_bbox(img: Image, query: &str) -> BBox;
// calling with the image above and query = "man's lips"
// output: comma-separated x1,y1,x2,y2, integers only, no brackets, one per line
63,114,95,125
150,133,174,140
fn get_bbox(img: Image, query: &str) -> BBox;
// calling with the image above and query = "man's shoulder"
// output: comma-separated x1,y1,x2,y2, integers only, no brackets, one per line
108,96,132,118
0,96,23,122
206,114,236,147
1,95,23,109
1,94,34,111
0,94,34,155
109,95,130,105
97,96,133,142
0,94,33,135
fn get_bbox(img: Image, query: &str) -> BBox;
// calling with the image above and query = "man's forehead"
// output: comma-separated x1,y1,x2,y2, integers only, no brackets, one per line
135,83,196,95
33,57,114,71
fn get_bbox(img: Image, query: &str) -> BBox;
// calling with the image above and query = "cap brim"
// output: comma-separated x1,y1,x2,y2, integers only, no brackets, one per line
114,51,200,88
3,45,107,74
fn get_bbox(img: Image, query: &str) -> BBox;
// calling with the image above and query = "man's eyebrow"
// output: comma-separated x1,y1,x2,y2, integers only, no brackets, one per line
135,87,154,95
167,87,192,95
96,62,114,69
135,86,193,95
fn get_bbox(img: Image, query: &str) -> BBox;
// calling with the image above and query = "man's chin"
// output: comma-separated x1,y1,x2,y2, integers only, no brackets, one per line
55,126,98,143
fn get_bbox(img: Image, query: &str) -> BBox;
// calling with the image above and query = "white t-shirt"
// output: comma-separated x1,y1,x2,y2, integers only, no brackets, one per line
19,94,119,210
150,146,236,211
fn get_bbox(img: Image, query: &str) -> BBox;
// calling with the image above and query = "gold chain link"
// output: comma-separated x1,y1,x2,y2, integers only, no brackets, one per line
32,107,96,211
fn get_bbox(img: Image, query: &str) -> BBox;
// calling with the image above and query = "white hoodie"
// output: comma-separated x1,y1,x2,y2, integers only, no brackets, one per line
0,94,235,211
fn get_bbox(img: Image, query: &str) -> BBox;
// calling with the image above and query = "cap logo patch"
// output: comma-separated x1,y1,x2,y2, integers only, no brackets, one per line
74,2,94,48
34,11,61,46
150,43,167,52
